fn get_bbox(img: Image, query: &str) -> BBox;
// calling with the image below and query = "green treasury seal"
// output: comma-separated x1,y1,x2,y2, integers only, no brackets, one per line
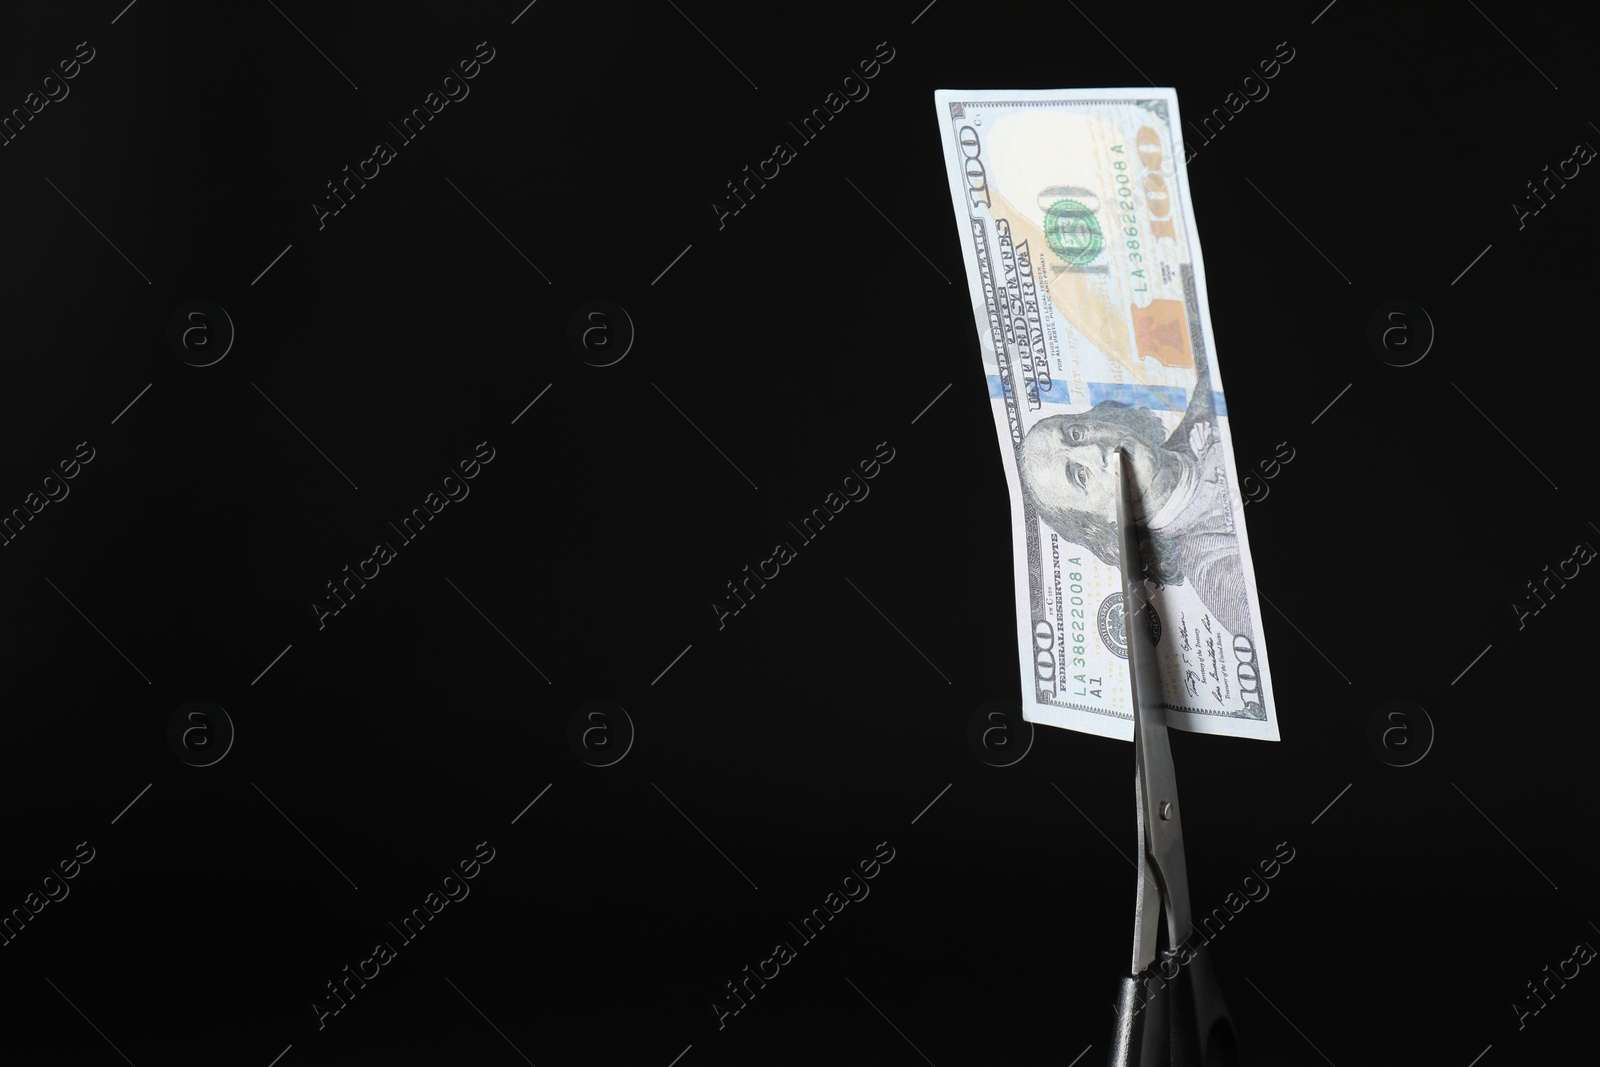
1098,591,1161,659
1042,198,1103,266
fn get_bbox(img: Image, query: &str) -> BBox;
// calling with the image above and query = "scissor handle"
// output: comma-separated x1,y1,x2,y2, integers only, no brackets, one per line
1110,973,1157,1067
1109,946,1240,1067
1186,945,1240,1067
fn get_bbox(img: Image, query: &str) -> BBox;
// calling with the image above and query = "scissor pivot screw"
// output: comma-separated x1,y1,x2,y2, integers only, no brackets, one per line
1159,802,1172,820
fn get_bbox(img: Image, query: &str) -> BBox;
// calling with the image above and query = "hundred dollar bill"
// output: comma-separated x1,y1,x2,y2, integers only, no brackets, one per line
933,87,1278,742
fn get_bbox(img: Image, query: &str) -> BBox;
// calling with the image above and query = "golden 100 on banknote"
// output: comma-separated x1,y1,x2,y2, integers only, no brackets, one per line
933,88,1278,743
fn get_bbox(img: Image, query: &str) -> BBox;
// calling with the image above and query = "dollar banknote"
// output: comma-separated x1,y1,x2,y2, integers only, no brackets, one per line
933,87,1278,742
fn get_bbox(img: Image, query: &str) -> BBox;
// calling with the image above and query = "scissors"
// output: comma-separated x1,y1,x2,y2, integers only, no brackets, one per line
1108,450,1241,1067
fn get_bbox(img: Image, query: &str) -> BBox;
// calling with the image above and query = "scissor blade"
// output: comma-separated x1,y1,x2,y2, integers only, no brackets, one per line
1113,451,1168,757
1130,762,1162,974
1115,451,1193,954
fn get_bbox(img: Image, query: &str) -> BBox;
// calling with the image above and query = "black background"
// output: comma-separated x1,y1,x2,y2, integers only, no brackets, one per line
1,1,1596,1064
